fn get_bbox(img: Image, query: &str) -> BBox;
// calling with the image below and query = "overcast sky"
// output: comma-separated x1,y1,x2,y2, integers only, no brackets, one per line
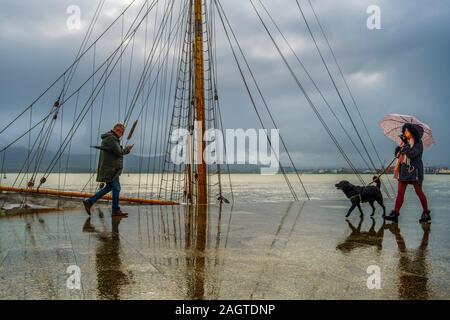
0,0,449,169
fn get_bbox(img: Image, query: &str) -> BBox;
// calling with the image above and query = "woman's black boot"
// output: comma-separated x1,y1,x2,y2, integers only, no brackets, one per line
385,211,399,222
419,210,431,223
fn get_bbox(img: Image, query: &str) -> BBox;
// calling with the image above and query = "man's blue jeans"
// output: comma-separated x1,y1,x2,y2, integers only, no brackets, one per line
87,178,121,213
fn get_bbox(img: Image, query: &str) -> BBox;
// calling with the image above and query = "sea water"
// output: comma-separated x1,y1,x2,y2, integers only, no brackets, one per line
1,173,449,203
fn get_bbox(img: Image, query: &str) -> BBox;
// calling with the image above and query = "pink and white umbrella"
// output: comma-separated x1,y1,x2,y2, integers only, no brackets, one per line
378,114,435,149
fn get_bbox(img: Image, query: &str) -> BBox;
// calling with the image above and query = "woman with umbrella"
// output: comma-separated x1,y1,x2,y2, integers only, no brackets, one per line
379,115,434,223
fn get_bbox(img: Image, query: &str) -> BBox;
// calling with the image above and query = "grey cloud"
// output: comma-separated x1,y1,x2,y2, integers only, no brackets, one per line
0,0,449,169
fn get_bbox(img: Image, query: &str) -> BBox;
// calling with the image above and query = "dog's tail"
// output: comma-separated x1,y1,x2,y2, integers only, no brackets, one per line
373,176,381,189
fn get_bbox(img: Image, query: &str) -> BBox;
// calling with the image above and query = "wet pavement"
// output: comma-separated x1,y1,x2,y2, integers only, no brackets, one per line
0,199,449,300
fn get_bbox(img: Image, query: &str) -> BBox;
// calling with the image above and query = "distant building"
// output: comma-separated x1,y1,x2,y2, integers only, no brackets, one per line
437,168,450,174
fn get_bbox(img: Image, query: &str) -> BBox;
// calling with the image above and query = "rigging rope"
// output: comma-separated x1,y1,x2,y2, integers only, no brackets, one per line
0,0,141,137
215,0,299,201
215,0,309,200
39,1,162,184
256,0,375,174
306,0,394,196
247,0,366,184
294,0,388,190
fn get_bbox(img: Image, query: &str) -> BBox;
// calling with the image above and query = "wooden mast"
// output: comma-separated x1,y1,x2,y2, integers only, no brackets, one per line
192,1,208,295
193,0,207,205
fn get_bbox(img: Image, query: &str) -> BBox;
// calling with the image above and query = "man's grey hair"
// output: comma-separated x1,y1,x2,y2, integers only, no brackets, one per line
113,123,125,131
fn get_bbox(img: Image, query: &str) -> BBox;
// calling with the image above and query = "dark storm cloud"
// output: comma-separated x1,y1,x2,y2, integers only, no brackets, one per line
0,0,449,168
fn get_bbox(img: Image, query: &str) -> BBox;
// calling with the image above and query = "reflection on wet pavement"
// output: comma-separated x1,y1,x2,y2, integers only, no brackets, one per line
337,218,385,253
83,216,133,299
0,200,449,299
387,223,430,300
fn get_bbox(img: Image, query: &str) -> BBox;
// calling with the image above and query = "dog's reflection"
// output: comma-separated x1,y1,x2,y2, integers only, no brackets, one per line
337,217,385,253
83,213,133,300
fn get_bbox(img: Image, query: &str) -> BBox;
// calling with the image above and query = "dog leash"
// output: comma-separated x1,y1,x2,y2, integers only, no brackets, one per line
368,156,397,186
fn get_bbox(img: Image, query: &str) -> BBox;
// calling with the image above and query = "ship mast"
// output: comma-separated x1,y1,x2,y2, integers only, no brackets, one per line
193,0,207,205
192,0,208,297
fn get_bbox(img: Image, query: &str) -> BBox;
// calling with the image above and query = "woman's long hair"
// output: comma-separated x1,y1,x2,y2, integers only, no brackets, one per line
402,123,423,143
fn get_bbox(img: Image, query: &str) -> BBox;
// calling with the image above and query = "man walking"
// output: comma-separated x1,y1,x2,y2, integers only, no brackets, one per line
83,123,134,217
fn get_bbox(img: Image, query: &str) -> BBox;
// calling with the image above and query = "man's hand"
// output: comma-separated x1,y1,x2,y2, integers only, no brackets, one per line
126,144,134,151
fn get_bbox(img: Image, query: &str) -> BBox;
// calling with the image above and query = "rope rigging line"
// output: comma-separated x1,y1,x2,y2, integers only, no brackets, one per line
214,0,299,201
155,0,178,185
8,101,63,188
125,0,176,198
256,0,375,174
205,0,226,202
170,0,202,202
294,0,386,189
176,2,194,201
80,0,183,196
0,0,143,137
306,0,394,196
307,0,383,165
215,0,310,200
203,0,235,203
247,0,366,184
38,1,162,185
157,0,194,201
62,91,80,191
157,0,188,201
2,0,195,202
58,0,161,115
208,2,234,203
60,0,106,101
112,0,190,199
12,113,55,188
151,0,173,199
125,36,137,113
1,0,395,206
121,0,187,135
122,0,185,127
0,109,54,154
121,0,179,125
1,0,160,161
137,0,152,199
25,107,33,186
144,0,164,199
57,97,64,195
118,14,125,121
30,108,60,185
89,43,97,192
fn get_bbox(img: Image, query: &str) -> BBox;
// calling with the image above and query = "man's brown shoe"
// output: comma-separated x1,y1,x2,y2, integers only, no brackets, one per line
112,210,128,217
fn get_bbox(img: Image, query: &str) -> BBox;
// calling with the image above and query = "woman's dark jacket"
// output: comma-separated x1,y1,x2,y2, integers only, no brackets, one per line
397,140,424,184
395,123,425,184
96,131,131,183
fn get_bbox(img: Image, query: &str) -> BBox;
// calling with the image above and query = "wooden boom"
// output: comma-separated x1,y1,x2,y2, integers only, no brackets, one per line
0,186,178,206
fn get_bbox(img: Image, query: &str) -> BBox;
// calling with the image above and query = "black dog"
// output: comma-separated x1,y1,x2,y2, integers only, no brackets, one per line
335,176,386,218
